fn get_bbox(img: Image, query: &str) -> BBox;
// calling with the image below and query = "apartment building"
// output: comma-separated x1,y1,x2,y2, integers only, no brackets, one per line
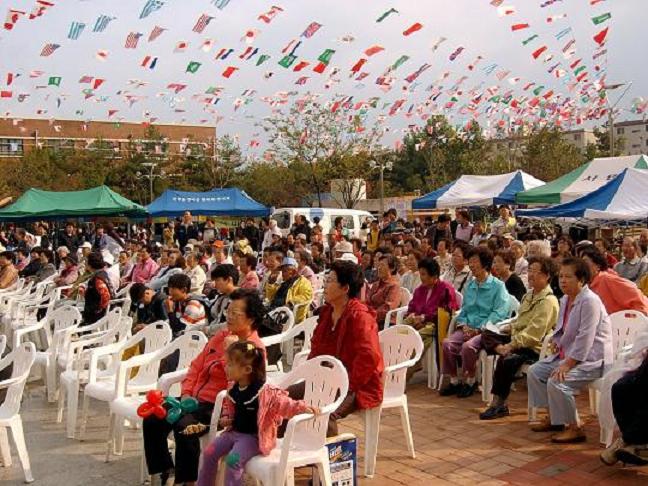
613,119,648,155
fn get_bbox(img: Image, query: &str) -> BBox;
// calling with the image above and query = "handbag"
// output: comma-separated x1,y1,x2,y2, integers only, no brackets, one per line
481,328,511,355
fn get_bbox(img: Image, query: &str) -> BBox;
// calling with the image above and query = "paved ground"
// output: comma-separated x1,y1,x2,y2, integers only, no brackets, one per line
2,376,647,485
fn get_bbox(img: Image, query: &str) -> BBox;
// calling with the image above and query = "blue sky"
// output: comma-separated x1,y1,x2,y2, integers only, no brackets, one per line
0,0,646,150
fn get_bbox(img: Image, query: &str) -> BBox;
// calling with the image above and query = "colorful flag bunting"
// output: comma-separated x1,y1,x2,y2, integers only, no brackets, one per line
592,12,611,25
68,21,85,40
391,55,409,71
593,27,609,45
376,8,398,22
4,9,25,31
242,29,259,44
403,23,423,36
40,43,60,56
279,54,297,68
364,45,384,57
351,58,367,73
497,5,516,16
301,21,322,38
222,66,238,78
313,62,328,74
139,0,164,19
318,48,335,64
174,41,188,52
547,14,567,23
532,46,548,59
258,5,283,23
186,61,201,73
125,32,143,49
256,54,270,66
522,34,539,46
93,78,104,89
193,14,214,33
148,25,165,42
92,15,114,33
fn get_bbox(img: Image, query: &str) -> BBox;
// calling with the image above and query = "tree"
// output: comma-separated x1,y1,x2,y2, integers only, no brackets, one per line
593,126,626,157
388,116,491,194
328,150,375,208
263,100,381,207
178,135,243,190
520,127,586,181
237,160,301,207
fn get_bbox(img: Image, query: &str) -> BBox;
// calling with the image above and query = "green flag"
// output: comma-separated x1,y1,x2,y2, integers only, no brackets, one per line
205,86,220,94
317,48,335,64
592,12,611,25
48,76,62,87
256,54,270,66
186,61,201,73
376,7,398,22
533,85,545,96
278,54,297,68
522,34,539,46
391,55,409,70
573,65,586,76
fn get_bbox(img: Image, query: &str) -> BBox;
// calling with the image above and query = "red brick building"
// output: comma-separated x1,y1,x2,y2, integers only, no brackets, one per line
0,118,216,158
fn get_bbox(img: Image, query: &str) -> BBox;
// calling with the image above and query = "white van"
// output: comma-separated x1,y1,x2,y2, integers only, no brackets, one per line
271,207,373,239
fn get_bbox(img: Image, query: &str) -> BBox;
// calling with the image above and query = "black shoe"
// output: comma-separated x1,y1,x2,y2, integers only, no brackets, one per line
479,404,510,420
439,383,462,396
616,447,648,466
457,383,477,398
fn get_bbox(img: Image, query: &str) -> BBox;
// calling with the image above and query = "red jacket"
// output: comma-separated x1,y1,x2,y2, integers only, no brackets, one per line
309,298,384,409
181,329,265,403
222,384,309,455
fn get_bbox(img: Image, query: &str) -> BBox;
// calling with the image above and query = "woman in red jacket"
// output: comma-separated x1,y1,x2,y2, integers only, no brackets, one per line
143,288,266,486
307,260,384,435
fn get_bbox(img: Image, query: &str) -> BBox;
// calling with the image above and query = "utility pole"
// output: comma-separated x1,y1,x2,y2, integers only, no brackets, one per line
604,81,633,156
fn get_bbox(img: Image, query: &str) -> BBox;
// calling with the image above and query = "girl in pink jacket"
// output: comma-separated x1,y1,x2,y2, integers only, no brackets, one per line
196,341,318,486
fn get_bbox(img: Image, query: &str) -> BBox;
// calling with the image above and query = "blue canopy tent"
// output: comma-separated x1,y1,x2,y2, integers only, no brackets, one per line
516,168,648,222
147,188,270,217
412,170,544,210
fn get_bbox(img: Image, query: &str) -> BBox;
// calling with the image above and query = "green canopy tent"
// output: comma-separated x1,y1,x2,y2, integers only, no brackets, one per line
516,155,648,205
0,185,147,221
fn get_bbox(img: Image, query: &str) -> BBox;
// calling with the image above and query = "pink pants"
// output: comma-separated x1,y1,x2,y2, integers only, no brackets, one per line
442,330,483,378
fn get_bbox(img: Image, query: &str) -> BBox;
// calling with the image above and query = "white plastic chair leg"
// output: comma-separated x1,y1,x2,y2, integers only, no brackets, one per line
56,384,65,424
0,426,12,467
45,358,57,403
11,418,34,483
363,407,381,478
114,418,125,455
426,345,438,389
105,412,115,463
79,393,90,441
316,460,332,486
398,400,416,459
66,380,79,439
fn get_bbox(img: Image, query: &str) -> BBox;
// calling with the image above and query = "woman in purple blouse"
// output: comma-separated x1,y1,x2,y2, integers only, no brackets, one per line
404,258,459,380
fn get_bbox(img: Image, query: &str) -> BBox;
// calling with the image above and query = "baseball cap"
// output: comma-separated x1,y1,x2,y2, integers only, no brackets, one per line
57,246,70,253
80,242,92,249
297,233,307,241
337,253,358,263
334,240,353,254
280,257,298,268
212,240,224,248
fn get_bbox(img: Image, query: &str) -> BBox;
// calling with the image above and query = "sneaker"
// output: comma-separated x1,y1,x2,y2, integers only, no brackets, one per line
600,437,625,466
439,382,462,396
457,383,477,398
616,446,648,466
479,404,510,420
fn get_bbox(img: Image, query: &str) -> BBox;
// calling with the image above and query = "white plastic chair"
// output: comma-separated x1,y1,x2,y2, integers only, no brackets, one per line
267,306,296,369
384,306,408,329
0,342,37,483
79,321,173,441
588,310,648,416
364,325,424,478
107,330,207,482
262,316,319,373
245,355,349,486
57,312,132,438
399,287,412,306
527,331,555,421
0,335,6,357
13,305,83,402
477,294,521,402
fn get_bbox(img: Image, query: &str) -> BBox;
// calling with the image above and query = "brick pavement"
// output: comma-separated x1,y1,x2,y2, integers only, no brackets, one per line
1,377,647,485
